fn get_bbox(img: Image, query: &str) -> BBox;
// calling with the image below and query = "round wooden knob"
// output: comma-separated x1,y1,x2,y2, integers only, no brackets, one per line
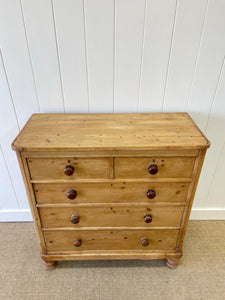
146,189,156,199
64,165,74,176
148,164,158,175
144,214,152,223
67,189,77,200
71,214,80,224
141,238,149,246
74,238,82,247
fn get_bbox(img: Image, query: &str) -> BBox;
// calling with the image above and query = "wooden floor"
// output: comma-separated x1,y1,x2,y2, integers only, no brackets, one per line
0,221,225,300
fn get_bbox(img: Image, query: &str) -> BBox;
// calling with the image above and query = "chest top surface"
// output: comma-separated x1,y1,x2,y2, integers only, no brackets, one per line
12,113,210,152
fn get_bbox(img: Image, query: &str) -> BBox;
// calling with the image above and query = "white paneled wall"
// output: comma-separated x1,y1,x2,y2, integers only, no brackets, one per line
0,0,225,221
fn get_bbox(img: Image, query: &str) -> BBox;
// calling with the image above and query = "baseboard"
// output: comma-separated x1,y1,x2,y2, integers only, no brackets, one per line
0,210,32,222
190,208,225,220
0,208,225,222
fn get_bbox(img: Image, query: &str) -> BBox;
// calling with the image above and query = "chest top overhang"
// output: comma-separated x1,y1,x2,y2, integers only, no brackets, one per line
12,113,210,152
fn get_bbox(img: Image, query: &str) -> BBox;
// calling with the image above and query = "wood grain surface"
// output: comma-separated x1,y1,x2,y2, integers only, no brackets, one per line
44,229,179,251
11,113,210,268
34,181,189,204
39,205,184,228
12,113,209,152
114,156,195,178
27,157,110,180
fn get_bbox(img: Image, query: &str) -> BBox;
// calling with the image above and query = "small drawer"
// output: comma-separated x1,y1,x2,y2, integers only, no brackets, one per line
34,182,189,204
27,157,110,180
114,157,195,179
39,205,184,228
44,229,179,251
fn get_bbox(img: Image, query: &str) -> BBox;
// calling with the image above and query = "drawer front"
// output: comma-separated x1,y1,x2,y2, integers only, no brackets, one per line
114,157,195,178
44,229,179,251
27,157,110,180
39,206,184,228
34,182,189,204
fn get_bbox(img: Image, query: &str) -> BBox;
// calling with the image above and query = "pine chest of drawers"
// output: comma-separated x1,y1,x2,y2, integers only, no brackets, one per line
12,113,210,269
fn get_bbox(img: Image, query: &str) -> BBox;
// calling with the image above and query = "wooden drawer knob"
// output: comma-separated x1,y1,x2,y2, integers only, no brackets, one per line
148,164,158,175
64,165,74,176
71,214,80,224
144,214,152,223
74,238,82,247
141,238,149,247
146,189,156,199
67,189,77,200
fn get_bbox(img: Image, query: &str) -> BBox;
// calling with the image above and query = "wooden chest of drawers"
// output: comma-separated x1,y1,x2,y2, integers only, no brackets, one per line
12,113,210,269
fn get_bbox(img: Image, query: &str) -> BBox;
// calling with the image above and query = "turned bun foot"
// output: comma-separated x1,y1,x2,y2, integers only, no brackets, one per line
166,258,180,269
42,259,57,270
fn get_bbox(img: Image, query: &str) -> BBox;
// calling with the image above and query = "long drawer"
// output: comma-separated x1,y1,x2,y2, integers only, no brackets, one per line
27,157,110,180
39,205,184,228
114,157,195,178
34,182,189,204
44,229,179,251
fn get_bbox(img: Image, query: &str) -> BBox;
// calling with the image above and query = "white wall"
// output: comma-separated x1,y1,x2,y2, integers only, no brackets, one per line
0,0,225,221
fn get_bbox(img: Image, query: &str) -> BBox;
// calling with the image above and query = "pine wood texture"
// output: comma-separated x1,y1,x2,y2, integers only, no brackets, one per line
114,157,195,178
166,258,181,269
44,229,179,251
41,259,57,270
27,157,110,180
39,205,184,228
12,113,209,152
12,113,210,269
34,182,189,204
41,250,183,261
16,152,47,254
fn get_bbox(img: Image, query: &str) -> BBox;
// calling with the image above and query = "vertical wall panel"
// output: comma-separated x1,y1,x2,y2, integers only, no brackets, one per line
0,0,39,128
194,60,225,208
0,0,225,220
207,143,225,207
114,0,145,112
22,0,64,112
84,0,114,112
53,0,89,112
0,147,18,210
0,53,28,209
163,0,208,111
139,0,176,112
187,0,225,131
